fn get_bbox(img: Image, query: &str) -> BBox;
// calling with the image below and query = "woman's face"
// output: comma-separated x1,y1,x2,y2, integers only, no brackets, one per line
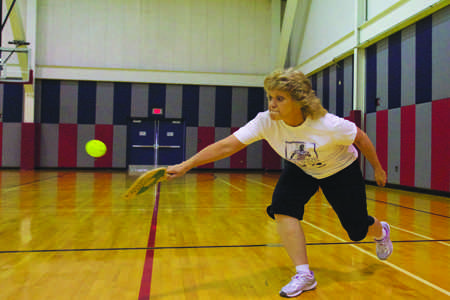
267,90,303,126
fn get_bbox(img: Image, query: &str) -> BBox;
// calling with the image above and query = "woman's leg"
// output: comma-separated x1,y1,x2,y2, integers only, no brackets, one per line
276,213,317,298
269,161,316,263
320,161,393,260
269,161,318,297
275,214,308,265
367,216,383,239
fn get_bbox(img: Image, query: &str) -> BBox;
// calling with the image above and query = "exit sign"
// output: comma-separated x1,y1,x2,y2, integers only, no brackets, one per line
152,108,163,115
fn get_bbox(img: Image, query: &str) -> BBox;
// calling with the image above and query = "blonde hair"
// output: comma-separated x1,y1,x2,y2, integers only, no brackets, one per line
264,68,327,119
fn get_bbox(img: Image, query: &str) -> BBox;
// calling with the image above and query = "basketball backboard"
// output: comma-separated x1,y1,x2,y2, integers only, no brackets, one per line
0,43,32,84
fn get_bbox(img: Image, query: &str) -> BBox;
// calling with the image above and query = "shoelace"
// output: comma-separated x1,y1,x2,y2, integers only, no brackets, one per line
292,273,312,283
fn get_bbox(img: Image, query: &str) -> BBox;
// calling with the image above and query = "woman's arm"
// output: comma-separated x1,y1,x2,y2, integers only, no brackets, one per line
167,135,247,179
353,127,387,187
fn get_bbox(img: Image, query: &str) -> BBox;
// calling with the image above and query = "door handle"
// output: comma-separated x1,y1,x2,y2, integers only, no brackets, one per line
159,145,181,149
132,145,155,148
132,145,180,149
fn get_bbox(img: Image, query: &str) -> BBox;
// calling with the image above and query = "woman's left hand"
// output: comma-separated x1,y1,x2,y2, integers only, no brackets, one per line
374,168,387,187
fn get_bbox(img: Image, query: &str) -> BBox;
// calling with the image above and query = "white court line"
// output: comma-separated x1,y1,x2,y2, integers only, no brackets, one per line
216,178,244,192
303,220,450,297
390,224,450,247
245,178,276,189
2,186,23,193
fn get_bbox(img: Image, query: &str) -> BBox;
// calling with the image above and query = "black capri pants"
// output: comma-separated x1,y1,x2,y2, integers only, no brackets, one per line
267,160,375,241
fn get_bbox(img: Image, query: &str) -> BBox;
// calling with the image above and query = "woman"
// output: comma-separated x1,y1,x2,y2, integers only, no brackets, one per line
167,68,393,298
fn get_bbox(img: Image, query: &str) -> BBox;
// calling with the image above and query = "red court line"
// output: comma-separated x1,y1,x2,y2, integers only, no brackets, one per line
138,184,161,300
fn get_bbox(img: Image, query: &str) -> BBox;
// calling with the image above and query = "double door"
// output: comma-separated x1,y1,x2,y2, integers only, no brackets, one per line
127,119,185,170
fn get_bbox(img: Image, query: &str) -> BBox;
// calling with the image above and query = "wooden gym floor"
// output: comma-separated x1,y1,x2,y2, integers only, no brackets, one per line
0,169,449,299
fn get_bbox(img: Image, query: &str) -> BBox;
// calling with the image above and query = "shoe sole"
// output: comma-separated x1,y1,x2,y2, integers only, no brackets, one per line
279,281,318,298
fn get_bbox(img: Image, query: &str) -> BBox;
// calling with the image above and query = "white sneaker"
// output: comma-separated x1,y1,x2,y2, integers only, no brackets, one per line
375,221,393,260
279,271,317,298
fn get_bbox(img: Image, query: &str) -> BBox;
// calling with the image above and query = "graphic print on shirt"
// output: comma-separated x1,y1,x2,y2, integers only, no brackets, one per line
285,141,326,168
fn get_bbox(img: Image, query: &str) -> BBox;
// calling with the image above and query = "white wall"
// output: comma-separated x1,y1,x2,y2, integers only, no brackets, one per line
294,0,447,74
5,0,446,86
298,0,354,64
367,0,402,19
31,0,273,85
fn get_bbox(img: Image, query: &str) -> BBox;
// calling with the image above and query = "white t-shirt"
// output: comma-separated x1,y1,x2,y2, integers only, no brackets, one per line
233,111,358,179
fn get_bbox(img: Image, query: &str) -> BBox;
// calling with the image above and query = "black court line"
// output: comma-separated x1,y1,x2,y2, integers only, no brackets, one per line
2,174,66,191
1,239,448,254
366,197,450,218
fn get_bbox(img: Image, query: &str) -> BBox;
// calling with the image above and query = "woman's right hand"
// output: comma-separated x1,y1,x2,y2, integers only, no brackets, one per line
166,162,191,180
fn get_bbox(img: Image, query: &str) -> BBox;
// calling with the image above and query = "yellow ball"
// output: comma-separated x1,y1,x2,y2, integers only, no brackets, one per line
85,140,107,158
